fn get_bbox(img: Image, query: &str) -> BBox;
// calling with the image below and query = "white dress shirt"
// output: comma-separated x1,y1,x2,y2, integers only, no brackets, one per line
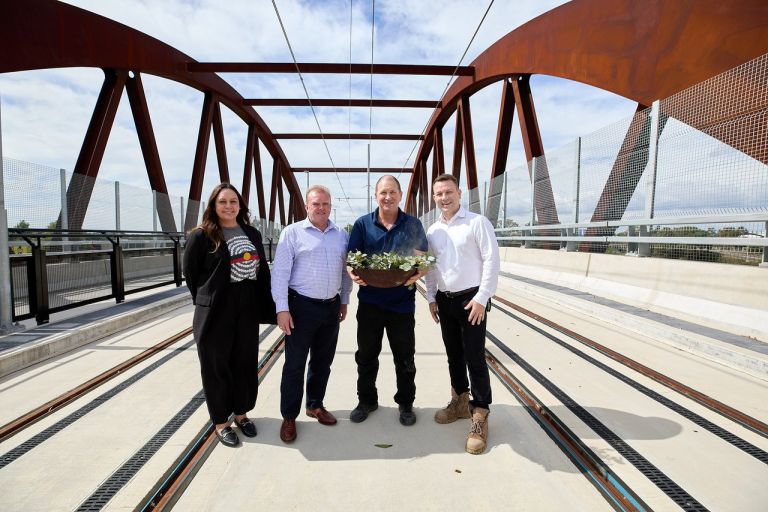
271,218,353,313
425,206,500,306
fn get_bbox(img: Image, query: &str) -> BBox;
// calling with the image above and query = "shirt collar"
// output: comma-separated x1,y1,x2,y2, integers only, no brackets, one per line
440,206,466,224
301,217,338,233
372,207,404,228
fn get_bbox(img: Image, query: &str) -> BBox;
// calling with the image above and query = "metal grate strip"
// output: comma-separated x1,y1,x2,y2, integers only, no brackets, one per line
487,331,710,511
493,303,768,464
0,340,194,469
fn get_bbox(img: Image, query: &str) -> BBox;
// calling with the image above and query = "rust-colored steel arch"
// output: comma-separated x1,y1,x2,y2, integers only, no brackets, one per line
0,0,305,226
408,0,768,215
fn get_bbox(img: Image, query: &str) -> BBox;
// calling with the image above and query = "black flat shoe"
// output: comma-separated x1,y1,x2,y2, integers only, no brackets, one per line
215,426,240,447
234,417,257,437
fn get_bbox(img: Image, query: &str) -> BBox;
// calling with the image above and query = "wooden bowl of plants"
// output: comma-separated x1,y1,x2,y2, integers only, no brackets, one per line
347,251,435,288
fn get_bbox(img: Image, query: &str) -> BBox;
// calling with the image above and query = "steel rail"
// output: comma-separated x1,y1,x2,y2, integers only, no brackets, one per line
490,293,768,439
0,327,192,443
485,352,647,512
413,283,647,511
139,332,286,511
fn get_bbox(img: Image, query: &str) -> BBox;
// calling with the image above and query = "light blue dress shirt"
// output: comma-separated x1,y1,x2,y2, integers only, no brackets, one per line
271,218,353,313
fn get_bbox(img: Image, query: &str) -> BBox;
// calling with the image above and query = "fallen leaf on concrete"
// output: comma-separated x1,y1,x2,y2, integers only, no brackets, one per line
374,443,392,448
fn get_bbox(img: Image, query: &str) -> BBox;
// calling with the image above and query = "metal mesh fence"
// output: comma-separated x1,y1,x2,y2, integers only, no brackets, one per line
123,248,174,292
1,160,193,232
479,52,768,265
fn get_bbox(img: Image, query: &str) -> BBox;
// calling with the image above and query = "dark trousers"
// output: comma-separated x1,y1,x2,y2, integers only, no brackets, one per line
355,301,416,406
196,281,261,424
435,290,492,410
280,291,341,419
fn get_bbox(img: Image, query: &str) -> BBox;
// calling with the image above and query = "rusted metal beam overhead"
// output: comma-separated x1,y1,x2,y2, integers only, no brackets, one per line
189,62,474,76
274,133,424,140
292,168,413,173
245,99,439,108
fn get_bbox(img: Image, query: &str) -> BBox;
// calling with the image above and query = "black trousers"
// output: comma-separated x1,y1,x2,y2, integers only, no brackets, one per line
280,291,341,419
195,281,261,424
355,301,416,406
435,290,492,410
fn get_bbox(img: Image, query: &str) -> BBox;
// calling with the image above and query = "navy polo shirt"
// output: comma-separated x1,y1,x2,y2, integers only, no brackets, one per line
347,208,428,313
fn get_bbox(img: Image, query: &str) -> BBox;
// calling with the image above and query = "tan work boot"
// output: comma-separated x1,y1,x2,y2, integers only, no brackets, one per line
434,388,471,424
465,407,489,454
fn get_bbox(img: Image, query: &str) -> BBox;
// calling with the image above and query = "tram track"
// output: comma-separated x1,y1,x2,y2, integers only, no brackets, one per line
135,332,285,512
0,327,193,444
490,292,768,439
489,296,768,467
416,282,767,511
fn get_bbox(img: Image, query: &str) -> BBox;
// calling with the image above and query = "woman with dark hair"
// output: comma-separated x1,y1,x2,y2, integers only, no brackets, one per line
183,183,277,447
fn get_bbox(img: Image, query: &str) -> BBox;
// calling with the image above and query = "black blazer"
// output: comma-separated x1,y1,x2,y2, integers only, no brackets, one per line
183,223,277,340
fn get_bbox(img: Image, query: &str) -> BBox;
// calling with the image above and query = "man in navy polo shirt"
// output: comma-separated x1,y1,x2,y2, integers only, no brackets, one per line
347,175,429,426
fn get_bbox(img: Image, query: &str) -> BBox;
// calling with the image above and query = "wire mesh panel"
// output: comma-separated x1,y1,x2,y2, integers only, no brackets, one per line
502,161,534,232
9,256,31,318
118,182,155,231
45,251,113,310
80,174,118,230
123,248,174,292
3,158,64,229
578,114,640,223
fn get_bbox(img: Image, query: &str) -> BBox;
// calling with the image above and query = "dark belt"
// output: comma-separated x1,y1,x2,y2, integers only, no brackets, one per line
438,286,479,299
288,289,339,304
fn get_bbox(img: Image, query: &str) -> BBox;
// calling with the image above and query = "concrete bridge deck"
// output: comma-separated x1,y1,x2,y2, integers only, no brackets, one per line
0,262,766,511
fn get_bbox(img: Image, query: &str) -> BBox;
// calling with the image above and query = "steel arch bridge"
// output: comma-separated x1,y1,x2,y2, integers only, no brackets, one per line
1,0,767,232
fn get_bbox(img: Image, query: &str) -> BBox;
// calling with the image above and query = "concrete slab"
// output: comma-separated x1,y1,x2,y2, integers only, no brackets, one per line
173,292,613,512
0,286,191,379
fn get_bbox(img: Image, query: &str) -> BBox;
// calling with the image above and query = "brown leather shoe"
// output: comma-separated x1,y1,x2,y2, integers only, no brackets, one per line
306,407,337,426
280,418,297,443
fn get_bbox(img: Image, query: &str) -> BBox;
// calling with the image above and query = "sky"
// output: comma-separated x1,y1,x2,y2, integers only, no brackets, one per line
0,0,641,228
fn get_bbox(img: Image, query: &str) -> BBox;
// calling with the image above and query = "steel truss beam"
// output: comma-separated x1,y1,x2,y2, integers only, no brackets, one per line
188,63,474,75
62,69,127,231
126,72,177,232
273,134,424,140
292,168,412,173
245,99,439,108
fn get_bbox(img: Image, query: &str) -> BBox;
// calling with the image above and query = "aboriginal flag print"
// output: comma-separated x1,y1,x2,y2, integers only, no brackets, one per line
226,235,259,282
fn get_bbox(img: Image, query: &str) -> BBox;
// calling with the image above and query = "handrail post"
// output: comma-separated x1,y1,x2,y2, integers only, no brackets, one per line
31,237,49,324
110,236,125,303
172,236,183,286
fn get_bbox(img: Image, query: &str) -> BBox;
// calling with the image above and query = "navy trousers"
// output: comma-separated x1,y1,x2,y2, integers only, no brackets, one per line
280,291,341,419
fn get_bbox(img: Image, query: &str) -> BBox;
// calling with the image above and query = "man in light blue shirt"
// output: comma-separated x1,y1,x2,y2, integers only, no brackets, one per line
271,185,353,443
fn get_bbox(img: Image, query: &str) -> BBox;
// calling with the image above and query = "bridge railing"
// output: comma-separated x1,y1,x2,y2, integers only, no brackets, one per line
7,229,184,325
5,223,281,326
493,213,768,267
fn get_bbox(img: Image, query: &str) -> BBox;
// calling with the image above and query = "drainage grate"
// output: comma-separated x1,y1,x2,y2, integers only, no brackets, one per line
487,331,710,511
0,340,195,469
494,304,768,465
76,392,206,511
77,325,279,510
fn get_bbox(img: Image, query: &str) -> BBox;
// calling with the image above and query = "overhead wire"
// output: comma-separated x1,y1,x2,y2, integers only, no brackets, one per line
368,0,375,211
395,0,496,182
270,0,356,218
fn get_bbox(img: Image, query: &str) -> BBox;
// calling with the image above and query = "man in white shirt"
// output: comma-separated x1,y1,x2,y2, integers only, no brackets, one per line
425,174,500,455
